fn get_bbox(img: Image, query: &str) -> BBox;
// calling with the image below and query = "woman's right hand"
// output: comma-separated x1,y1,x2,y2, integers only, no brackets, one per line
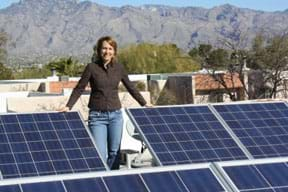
144,103,153,108
57,106,70,112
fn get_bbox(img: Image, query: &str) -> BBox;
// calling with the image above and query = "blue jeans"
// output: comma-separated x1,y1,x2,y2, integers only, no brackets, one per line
88,109,123,170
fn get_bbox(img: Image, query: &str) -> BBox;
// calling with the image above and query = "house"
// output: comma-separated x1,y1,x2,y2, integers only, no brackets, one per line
148,71,246,105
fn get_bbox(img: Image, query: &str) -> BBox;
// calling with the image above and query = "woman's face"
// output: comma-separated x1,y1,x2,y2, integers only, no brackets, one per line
100,40,115,63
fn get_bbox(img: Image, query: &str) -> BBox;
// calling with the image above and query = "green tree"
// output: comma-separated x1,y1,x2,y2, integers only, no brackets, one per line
189,43,249,101
249,33,288,98
46,57,84,76
189,44,230,69
206,49,230,69
13,66,50,79
118,43,200,74
0,32,7,65
189,44,212,68
0,32,13,80
0,63,13,80
190,33,288,100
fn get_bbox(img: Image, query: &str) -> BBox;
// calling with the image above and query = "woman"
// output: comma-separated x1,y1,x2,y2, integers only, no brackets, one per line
59,36,150,169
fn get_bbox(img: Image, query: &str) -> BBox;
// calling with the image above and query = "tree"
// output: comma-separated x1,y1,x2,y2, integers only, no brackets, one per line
118,43,200,74
249,33,288,98
13,66,50,79
46,57,84,76
189,32,288,101
0,32,13,80
189,43,245,101
0,63,13,80
189,44,212,68
0,32,7,65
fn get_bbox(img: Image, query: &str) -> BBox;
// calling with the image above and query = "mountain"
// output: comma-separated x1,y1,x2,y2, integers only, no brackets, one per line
1,0,288,65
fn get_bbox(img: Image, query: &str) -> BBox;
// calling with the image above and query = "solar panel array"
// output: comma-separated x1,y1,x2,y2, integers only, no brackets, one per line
1,159,288,192
0,111,106,179
127,101,288,165
1,101,288,191
213,102,288,159
223,161,288,191
127,106,248,165
0,166,226,192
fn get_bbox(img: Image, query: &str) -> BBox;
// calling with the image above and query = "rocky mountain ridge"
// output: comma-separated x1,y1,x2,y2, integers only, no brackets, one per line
1,0,288,64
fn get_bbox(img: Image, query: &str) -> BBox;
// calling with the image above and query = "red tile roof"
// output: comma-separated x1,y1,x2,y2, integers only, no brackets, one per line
195,73,243,90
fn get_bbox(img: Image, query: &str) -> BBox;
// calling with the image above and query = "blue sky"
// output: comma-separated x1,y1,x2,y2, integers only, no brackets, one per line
0,0,288,12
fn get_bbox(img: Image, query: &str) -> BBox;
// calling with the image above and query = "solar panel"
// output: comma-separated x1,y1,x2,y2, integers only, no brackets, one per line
63,177,107,192
222,162,288,191
0,111,106,179
0,164,227,192
2,159,288,192
21,181,65,192
142,168,225,192
126,105,248,165
213,101,288,158
0,185,21,192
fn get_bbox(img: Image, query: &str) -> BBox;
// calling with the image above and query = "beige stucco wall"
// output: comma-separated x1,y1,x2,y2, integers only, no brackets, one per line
0,83,42,92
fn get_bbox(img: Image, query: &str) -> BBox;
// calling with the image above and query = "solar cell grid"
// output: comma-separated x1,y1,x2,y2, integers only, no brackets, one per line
223,162,288,192
64,178,107,192
213,102,288,158
0,166,226,192
0,185,21,192
177,169,225,192
21,181,65,192
127,105,247,165
0,112,106,179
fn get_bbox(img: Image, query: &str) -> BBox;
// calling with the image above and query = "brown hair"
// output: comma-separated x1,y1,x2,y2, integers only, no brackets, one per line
91,36,118,63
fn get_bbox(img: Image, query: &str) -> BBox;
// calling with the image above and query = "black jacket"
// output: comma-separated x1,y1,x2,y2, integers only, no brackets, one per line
66,61,147,111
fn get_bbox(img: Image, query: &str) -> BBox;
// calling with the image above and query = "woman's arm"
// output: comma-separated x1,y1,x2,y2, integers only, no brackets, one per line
58,64,92,111
120,64,147,106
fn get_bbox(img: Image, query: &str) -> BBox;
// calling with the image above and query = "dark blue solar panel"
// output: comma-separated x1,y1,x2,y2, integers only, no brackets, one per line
0,166,226,192
0,112,106,179
177,169,225,192
142,168,225,192
223,162,288,192
64,178,107,192
127,106,247,165
213,102,288,158
103,174,147,192
0,185,21,192
141,171,187,192
21,181,65,192
255,163,288,187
